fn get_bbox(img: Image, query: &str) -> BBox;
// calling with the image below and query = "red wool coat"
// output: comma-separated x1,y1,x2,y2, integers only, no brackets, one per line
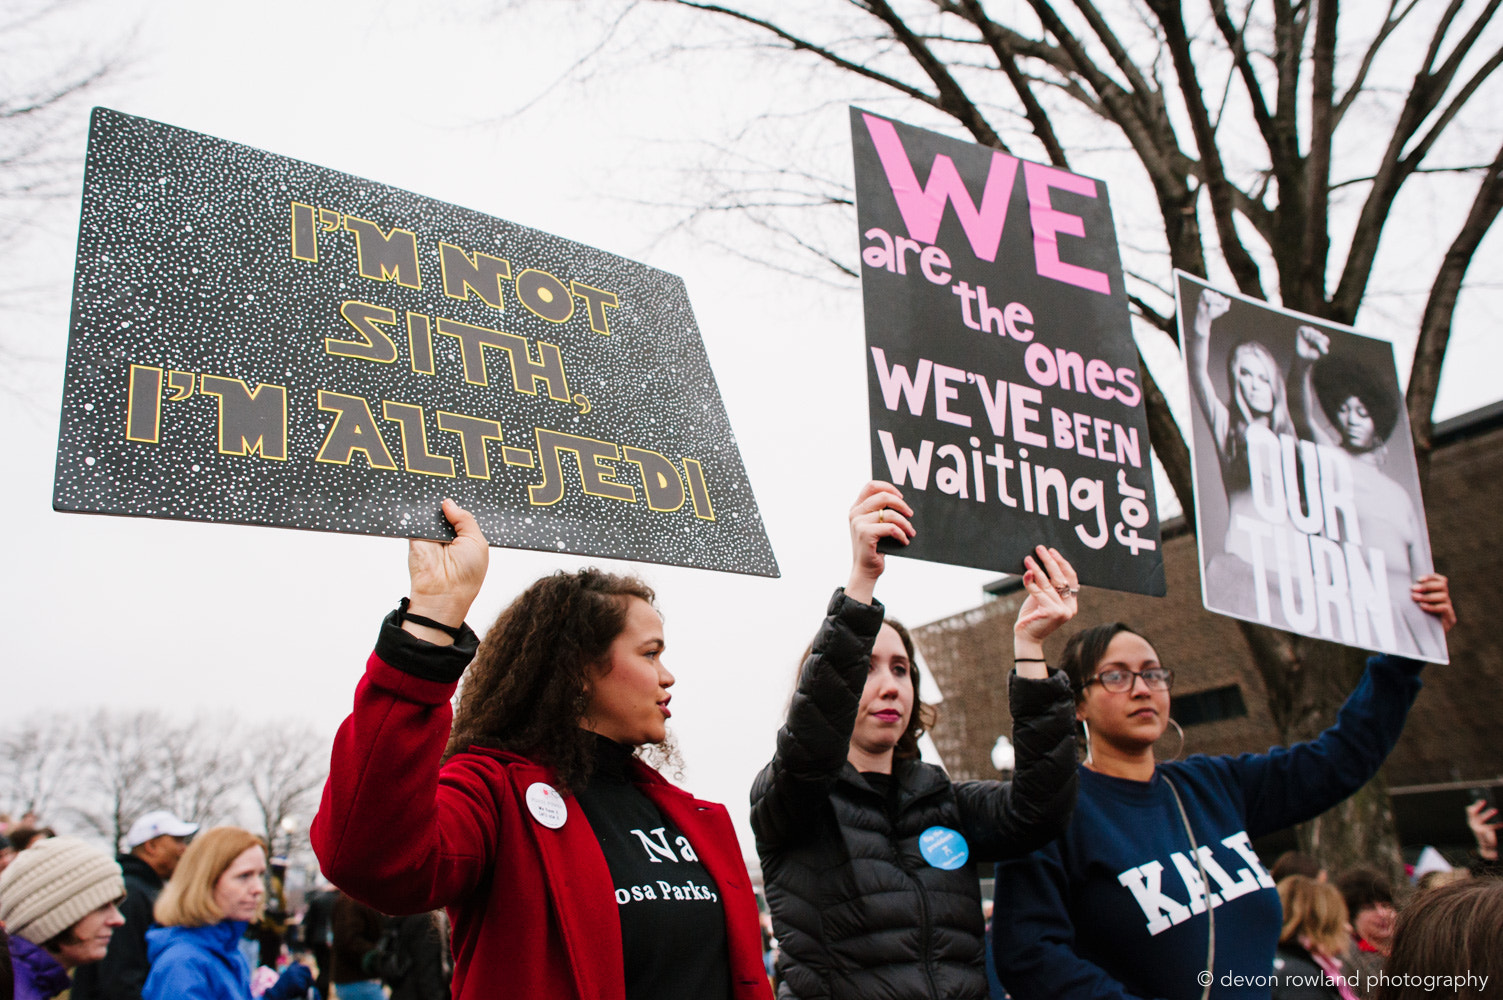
311,652,772,1000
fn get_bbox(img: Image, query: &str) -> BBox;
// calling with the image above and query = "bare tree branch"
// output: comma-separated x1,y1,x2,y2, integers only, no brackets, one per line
662,1,946,110
1333,0,1503,321
1290,0,1335,313
1409,138,1503,466
954,0,1070,166
1332,0,1419,127
1151,0,1266,296
859,0,1008,150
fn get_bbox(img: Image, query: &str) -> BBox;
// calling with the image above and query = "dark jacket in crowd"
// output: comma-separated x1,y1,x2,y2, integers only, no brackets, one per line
381,911,453,1000
331,892,385,985
1272,944,1344,1000
71,853,165,1000
751,589,1077,1000
300,887,336,996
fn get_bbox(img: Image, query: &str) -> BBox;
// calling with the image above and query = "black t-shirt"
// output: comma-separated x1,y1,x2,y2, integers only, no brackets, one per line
573,736,731,1000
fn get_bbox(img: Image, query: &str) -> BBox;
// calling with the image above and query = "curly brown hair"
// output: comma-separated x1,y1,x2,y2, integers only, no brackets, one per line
443,568,657,791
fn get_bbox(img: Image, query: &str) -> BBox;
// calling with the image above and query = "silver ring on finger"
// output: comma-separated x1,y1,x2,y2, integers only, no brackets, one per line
1054,584,1070,597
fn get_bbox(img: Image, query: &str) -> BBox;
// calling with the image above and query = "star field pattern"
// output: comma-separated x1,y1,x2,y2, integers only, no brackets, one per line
54,108,779,578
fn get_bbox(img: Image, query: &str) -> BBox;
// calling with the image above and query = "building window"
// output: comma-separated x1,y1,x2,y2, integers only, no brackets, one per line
1172,685,1248,727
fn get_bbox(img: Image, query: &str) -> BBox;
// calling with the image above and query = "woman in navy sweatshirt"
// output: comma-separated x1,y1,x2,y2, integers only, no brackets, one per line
991,574,1455,1000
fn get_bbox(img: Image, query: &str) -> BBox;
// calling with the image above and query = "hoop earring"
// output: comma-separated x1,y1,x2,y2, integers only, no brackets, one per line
1080,720,1093,766
1158,717,1186,761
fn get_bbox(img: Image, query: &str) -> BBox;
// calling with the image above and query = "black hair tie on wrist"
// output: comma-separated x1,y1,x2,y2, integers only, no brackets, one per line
396,597,466,640
1014,657,1047,663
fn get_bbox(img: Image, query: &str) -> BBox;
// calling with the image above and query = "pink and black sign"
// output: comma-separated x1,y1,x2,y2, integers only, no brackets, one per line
54,108,779,577
850,109,1163,594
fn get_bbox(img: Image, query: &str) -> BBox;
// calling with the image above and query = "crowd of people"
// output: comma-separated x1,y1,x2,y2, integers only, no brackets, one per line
0,482,1497,1000
0,812,450,1000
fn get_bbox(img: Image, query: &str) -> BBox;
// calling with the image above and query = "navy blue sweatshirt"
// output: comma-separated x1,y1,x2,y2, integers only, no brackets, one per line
993,654,1423,1000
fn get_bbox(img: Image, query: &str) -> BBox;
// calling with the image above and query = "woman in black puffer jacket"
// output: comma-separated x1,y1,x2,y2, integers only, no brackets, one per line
751,480,1079,1000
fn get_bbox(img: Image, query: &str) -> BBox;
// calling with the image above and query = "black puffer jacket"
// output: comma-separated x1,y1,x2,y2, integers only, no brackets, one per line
751,590,1077,1000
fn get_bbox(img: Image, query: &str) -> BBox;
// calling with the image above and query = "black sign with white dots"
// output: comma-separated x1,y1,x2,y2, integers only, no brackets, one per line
55,108,779,577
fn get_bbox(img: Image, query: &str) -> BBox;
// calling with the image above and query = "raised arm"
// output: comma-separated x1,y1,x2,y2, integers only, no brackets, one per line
402,497,490,643
957,545,1079,860
312,500,497,914
749,481,913,849
1239,577,1453,834
1013,544,1080,678
1187,289,1234,455
1289,325,1340,447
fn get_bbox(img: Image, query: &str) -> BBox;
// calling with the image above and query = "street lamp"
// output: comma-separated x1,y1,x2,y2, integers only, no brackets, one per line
991,736,1015,776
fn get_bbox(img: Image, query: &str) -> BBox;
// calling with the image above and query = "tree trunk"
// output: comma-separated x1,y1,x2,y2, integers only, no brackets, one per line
1299,776,1405,889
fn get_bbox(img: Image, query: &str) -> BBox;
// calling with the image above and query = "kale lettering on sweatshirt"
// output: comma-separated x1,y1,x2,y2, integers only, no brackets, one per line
993,654,1423,1000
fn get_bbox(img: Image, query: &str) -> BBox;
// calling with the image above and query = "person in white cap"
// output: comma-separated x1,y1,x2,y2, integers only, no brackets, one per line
0,835,126,1000
71,809,198,1000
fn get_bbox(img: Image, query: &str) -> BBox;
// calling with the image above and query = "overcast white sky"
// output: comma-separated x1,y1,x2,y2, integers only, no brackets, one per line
4,0,1499,858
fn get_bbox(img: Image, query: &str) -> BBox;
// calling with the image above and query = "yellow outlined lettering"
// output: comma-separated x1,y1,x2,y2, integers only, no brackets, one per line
622,446,686,512
291,202,318,262
529,428,636,506
329,301,400,364
166,371,196,401
199,374,288,460
515,268,574,323
126,365,163,443
571,281,620,336
382,401,456,478
683,457,715,521
439,242,511,310
315,390,398,469
436,411,503,479
342,215,422,289
435,318,571,401
407,311,435,375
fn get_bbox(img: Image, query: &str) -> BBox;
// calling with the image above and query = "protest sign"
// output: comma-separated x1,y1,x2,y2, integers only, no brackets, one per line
1175,271,1447,662
851,109,1164,594
54,108,779,578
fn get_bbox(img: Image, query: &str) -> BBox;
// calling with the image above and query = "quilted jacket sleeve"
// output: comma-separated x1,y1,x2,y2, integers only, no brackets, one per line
749,588,884,850
953,668,1078,862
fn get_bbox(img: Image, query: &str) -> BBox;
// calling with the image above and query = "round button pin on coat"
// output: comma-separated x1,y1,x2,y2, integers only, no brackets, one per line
526,782,568,829
919,826,969,870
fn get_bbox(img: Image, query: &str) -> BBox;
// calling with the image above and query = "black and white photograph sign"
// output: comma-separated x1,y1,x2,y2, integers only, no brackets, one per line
1176,271,1446,662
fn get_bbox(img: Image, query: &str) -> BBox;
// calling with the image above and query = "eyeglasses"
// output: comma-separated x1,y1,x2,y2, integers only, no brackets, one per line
1083,666,1174,693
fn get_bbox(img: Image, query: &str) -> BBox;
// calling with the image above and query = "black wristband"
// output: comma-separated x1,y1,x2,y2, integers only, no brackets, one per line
396,597,466,640
1014,657,1047,663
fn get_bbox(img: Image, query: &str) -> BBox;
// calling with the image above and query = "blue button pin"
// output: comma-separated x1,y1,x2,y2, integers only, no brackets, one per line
919,826,970,870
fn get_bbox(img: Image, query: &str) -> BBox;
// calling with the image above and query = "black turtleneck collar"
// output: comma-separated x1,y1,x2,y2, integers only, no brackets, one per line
589,731,638,785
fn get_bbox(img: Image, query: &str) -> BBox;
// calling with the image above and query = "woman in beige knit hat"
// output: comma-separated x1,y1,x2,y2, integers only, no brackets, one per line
0,835,125,1000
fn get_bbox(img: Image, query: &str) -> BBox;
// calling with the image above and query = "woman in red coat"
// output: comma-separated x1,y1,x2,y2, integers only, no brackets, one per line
311,499,770,1000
